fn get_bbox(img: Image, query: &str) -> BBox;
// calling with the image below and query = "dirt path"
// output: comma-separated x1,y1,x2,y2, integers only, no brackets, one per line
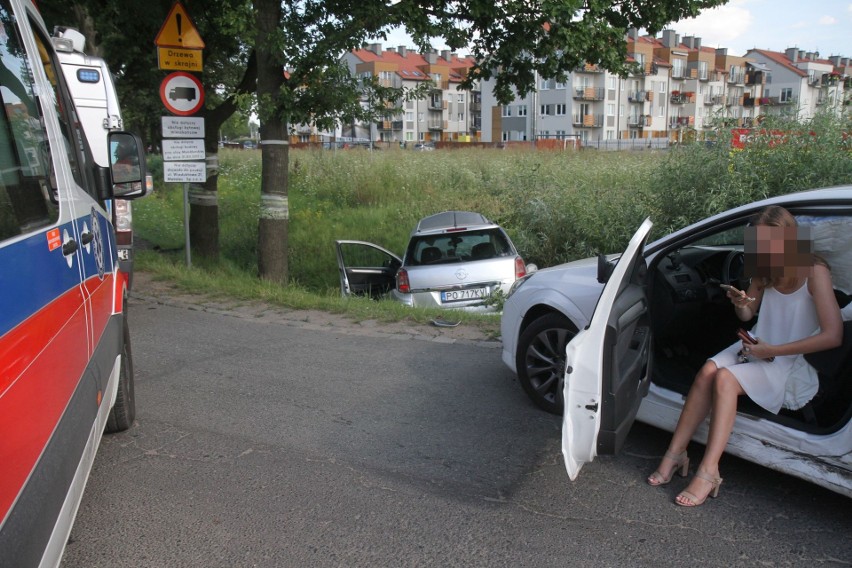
130,271,501,348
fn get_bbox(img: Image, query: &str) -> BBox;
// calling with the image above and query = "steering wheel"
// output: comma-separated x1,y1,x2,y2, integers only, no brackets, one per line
722,250,746,286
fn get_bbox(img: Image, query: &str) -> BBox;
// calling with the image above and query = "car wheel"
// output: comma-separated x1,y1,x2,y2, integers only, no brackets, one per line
516,312,576,415
106,310,136,433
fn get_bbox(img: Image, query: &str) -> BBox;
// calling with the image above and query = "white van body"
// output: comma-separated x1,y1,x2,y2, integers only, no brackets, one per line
0,1,148,565
52,28,136,286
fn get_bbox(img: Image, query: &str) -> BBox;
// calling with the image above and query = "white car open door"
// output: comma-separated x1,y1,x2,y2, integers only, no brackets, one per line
562,218,654,479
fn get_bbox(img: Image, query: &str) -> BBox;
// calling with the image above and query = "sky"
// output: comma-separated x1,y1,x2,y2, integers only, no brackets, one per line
379,0,851,59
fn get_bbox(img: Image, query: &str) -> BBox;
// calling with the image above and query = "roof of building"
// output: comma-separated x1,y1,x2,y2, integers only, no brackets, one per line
747,49,808,77
351,47,475,83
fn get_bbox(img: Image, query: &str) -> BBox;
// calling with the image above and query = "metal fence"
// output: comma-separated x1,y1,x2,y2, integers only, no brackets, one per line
581,138,670,151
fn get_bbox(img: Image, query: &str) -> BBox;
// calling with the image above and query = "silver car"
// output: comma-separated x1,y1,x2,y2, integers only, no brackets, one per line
500,186,852,495
336,211,531,311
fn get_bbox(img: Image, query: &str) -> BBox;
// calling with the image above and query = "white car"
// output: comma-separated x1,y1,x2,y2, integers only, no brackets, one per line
500,186,852,495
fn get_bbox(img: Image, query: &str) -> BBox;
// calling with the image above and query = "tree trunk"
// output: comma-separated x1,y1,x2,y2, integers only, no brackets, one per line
188,113,220,261
254,0,288,283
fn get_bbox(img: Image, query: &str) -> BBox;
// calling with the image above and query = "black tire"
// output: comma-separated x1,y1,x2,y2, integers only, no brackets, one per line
516,312,576,415
106,311,136,433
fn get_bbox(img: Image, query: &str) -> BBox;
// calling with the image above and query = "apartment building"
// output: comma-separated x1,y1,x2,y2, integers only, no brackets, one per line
339,44,478,144
744,48,850,120
481,29,848,145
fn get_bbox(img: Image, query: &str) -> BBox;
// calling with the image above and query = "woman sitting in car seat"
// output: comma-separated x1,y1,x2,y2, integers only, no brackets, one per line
646,205,842,507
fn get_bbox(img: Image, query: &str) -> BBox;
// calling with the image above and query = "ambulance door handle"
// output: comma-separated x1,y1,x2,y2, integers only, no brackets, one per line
62,239,79,256
80,231,94,245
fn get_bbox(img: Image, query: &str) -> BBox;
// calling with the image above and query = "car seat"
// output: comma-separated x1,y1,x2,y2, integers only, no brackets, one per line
471,242,496,260
420,246,441,264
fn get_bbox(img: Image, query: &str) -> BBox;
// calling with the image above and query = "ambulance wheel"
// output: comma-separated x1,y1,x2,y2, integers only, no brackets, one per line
106,311,136,433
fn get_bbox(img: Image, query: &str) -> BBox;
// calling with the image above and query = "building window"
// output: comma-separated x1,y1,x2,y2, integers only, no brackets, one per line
418,112,424,122
607,104,615,116
555,104,566,115
458,112,464,122
502,105,512,117
540,105,549,116
432,73,442,84
457,94,464,102
405,111,414,121
619,104,625,117
658,103,665,117
517,105,527,117
780,87,793,102
405,132,414,141
502,131,509,141
555,81,566,89
659,81,666,94
606,130,614,140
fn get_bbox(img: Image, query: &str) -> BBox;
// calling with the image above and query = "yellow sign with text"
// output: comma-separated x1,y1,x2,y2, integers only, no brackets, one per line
158,47,202,71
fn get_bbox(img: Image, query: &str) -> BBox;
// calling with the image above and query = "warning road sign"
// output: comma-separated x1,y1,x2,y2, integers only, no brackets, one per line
160,72,205,116
155,2,205,49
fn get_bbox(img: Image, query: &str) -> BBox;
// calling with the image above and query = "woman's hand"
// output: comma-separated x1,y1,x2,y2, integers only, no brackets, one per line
742,339,775,361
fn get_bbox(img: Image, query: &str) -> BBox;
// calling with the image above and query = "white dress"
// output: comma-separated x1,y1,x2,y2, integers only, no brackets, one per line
709,280,820,413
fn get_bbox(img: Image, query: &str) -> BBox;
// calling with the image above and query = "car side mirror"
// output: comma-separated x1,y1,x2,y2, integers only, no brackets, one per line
597,253,615,284
108,131,150,199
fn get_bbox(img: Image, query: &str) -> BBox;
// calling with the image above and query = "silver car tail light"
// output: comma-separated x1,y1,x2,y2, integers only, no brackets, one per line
397,268,410,293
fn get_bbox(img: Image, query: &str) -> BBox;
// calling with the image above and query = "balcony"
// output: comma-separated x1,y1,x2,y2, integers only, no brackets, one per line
428,98,444,110
627,90,646,103
726,95,742,107
742,97,759,108
573,87,605,101
728,72,745,84
469,101,481,112
427,121,447,131
670,92,695,105
627,115,651,128
745,70,766,85
376,120,403,131
575,63,604,74
671,67,696,80
764,96,797,106
572,114,604,128
704,94,724,106
669,116,694,129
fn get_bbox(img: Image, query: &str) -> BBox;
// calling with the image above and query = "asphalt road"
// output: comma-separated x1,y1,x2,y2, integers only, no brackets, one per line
61,296,852,567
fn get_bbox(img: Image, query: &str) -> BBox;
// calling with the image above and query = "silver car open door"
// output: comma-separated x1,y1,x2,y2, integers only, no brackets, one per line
561,218,653,479
334,240,402,298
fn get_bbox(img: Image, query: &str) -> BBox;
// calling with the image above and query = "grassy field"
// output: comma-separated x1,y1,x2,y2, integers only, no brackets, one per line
135,114,851,315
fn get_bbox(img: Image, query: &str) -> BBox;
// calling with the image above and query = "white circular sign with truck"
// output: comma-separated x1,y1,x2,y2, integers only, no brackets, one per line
159,71,204,116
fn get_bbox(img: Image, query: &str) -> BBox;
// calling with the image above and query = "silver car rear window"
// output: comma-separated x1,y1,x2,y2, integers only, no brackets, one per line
406,228,512,266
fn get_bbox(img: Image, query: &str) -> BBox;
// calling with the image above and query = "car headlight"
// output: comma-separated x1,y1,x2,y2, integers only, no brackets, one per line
507,273,533,299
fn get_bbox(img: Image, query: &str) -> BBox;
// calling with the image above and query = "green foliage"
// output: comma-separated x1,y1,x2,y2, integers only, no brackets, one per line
651,111,852,235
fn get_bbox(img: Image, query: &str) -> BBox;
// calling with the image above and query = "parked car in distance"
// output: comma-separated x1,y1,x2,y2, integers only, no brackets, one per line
413,142,436,151
336,211,534,311
500,186,852,496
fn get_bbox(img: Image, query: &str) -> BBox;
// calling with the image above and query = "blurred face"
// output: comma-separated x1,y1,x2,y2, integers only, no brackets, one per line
744,224,813,279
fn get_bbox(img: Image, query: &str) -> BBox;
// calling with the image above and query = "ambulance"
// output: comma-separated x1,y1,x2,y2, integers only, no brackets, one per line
0,0,149,565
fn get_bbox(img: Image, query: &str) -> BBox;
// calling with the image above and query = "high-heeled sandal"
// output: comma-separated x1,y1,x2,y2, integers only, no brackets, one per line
675,471,723,507
647,450,689,486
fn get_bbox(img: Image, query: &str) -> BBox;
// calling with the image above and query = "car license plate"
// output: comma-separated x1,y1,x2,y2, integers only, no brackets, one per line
441,288,486,303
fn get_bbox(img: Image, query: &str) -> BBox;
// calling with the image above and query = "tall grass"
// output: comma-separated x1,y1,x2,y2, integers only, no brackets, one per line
134,112,851,296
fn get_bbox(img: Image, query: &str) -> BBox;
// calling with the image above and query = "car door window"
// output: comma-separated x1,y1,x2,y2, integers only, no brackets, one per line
0,6,57,241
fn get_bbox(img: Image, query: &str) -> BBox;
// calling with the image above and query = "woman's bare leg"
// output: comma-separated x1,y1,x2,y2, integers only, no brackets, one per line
676,368,744,505
649,361,718,481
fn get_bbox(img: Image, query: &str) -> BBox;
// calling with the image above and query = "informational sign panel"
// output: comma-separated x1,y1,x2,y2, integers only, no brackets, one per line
158,47,202,71
163,138,205,161
164,161,206,183
162,116,205,138
160,71,205,116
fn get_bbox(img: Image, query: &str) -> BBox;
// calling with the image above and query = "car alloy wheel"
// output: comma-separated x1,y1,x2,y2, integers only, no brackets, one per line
516,313,575,414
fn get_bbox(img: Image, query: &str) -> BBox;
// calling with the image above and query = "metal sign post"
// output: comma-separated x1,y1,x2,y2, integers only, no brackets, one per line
183,183,191,267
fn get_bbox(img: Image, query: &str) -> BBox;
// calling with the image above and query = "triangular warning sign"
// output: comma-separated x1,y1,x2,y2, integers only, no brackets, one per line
154,2,205,49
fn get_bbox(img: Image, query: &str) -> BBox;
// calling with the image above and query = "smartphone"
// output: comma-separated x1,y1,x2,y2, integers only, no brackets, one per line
721,283,755,303
737,328,758,344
